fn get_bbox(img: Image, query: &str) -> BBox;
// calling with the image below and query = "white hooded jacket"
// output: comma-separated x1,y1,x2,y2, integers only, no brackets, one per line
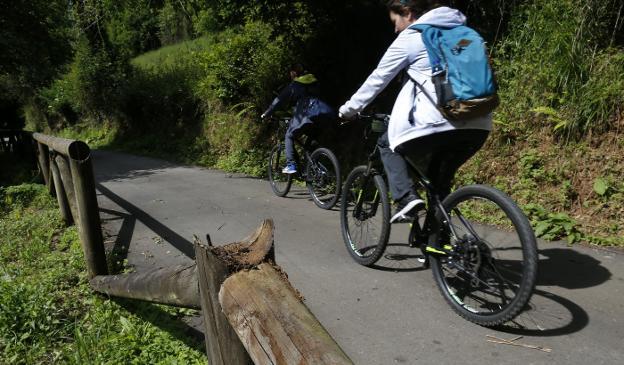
339,7,493,151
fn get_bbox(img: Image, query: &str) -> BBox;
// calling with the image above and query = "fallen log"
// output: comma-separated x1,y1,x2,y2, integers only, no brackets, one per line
90,264,200,308
89,220,276,308
219,263,354,365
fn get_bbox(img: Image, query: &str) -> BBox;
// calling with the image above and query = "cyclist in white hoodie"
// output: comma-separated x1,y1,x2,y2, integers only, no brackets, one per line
339,0,492,223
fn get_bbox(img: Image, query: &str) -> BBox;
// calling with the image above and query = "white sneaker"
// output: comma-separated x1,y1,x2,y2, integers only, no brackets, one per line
390,196,425,223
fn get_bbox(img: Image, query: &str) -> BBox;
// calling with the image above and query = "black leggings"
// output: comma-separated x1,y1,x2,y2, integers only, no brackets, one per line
395,129,489,199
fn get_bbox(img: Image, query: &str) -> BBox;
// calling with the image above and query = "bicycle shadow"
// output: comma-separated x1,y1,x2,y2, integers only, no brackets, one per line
371,243,428,272
281,187,343,211
494,246,611,336
494,287,589,337
536,247,611,289
372,242,609,336
284,188,313,200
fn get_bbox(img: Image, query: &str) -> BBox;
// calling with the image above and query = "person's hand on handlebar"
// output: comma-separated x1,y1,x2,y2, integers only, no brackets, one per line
338,113,357,126
338,104,358,121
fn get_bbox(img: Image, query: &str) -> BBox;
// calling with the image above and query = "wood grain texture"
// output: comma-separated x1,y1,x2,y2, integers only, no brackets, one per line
220,263,354,365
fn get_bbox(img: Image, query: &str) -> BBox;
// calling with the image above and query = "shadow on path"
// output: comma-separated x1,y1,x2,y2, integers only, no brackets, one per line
495,288,590,337
93,151,176,184
537,247,612,289
100,207,135,273
495,247,610,337
370,244,608,337
96,182,195,259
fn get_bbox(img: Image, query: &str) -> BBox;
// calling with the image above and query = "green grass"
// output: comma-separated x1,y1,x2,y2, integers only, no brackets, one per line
0,183,207,364
494,0,623,139
131,36,216,69
56,122,119,149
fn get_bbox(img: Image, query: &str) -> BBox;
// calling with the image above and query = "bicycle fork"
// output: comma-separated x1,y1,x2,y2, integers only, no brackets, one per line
352,171,381,220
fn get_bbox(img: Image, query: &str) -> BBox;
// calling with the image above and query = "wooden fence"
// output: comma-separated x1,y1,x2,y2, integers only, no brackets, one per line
28,133,353,365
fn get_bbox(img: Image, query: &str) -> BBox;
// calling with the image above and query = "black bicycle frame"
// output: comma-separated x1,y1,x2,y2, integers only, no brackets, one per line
405,157,466,251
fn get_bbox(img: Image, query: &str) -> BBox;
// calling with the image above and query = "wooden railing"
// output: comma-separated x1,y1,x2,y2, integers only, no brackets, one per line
28,133,353,365
33,133,109,277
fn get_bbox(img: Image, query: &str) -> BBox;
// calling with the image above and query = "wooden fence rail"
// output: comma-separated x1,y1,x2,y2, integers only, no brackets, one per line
32,132,108,278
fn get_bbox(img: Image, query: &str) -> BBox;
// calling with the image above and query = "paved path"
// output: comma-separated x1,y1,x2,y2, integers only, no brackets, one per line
93,150,623,365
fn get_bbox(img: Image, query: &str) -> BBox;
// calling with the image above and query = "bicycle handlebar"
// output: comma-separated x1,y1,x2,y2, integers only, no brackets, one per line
339,112,389,125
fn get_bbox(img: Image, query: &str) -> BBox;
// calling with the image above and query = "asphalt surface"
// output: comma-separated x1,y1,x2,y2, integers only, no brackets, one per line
93,149,623,365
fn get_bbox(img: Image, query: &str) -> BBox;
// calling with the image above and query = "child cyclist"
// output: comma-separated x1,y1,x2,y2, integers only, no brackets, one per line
261,64,335,174
339,0,492,223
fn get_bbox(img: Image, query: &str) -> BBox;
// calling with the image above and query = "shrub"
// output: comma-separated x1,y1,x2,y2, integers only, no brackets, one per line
123,57,201,134
196,21,290,109
495,0,624,138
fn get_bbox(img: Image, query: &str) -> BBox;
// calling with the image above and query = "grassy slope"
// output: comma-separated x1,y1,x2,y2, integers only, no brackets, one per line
0,182,207,364
458,122,624,245
131,36,216,69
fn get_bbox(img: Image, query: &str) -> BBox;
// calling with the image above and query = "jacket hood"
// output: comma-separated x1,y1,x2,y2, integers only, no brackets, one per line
414,6,466,28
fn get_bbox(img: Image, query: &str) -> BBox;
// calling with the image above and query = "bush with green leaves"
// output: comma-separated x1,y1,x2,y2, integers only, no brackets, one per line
123,55,201,134
524,203,583,244
196,21,290,108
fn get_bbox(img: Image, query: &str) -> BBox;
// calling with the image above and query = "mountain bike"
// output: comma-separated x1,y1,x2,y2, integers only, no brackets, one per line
340,113,538,326
267,116,341,210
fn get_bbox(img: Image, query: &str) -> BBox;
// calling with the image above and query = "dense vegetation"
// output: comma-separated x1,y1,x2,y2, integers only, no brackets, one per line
1,0,623,246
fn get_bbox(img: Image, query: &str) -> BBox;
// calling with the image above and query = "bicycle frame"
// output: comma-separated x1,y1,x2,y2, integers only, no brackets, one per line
347,113,472,255
404,157,484,260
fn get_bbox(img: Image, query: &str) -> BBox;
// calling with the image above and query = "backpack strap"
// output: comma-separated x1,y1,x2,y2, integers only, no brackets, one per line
408,24,444,73
405,72,440,109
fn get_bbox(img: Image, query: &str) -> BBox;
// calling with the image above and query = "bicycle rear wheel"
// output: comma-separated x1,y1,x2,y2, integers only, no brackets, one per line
268,143,292,197
306,147,341,210
340,166,391,266
429,185,538,326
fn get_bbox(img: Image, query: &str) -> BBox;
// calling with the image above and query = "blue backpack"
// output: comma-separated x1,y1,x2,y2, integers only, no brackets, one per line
408,24,499,121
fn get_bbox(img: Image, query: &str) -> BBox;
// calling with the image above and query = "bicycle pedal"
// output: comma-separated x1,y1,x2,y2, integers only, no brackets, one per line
417,255,430,268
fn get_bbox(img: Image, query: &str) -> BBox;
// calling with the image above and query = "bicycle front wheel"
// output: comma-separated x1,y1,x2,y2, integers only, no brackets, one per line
340,166,391,266
306,147,341,210
268,143,292,197
430,185,538,326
